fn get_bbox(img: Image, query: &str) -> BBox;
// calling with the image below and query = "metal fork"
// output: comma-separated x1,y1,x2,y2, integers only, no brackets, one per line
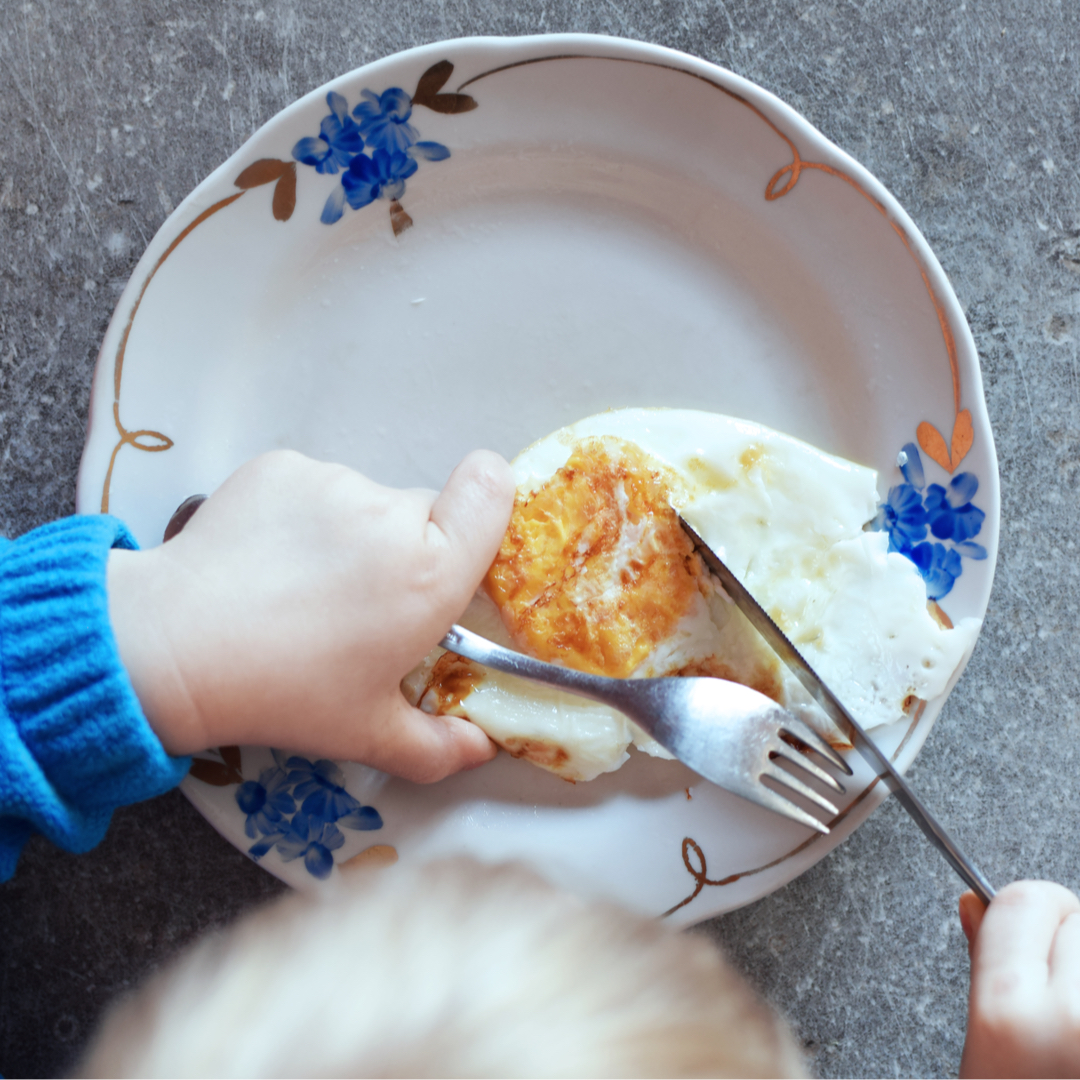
441,624,853,834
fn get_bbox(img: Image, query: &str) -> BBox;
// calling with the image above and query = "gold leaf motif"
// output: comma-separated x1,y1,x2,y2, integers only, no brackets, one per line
272,164,297,221
917,420,952,472
389,200,413,236
190,758,239,786
340,844,399,871
927,601,953,629
189,746,244,786
219,745,242,772
918,409,973,474
412,60,477,114
950,408,974,470
415,59,453,96
235,158,290,189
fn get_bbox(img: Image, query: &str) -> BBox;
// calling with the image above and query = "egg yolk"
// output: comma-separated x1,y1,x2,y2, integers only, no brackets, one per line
484,439,701,677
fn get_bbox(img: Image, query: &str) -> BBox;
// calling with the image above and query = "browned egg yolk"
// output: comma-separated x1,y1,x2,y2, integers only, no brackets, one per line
422,652,483,714
484,439,703,678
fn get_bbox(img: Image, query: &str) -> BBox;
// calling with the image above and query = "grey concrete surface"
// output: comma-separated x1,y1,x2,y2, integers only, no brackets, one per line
0,1,1078,1076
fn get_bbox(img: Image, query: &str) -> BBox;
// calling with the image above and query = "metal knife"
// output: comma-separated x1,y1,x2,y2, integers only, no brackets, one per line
680,517,996,906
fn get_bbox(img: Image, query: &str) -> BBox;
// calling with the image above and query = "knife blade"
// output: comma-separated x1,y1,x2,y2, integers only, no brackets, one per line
679,517,996,906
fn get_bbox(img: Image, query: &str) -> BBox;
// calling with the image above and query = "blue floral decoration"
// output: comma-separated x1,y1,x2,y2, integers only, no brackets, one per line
909,541,963,601
876,482,927,554
924,473,986,544
320,147,417,223
871,441,987,600
292,91,365,175
276,811,345,881
232,749,384,878
285,756,384,830
291,64,467,232
354,87,418,153
236,765,296,839
234,63,474,231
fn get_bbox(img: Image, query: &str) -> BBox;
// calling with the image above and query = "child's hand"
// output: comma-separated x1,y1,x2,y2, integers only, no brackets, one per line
960,881,1080,1078
107,449,515,782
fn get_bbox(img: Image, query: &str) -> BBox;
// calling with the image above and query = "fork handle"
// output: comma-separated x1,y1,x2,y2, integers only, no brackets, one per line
440,625,630,710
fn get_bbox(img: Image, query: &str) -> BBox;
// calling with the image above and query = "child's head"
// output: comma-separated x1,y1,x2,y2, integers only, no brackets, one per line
77,858,804,1078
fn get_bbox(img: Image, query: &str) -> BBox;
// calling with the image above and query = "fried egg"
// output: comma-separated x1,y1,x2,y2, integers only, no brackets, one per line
401,409,981,782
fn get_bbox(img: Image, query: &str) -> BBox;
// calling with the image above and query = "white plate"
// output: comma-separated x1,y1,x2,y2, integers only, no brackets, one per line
77,34,999,925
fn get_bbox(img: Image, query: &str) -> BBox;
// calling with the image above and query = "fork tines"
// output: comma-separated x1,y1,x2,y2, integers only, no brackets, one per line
760,715,851,834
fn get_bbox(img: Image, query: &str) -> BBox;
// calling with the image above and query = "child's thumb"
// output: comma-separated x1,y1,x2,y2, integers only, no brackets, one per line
428,449,515,590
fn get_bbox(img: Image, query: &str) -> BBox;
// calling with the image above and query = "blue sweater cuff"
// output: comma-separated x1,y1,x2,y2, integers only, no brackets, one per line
0,516,191,879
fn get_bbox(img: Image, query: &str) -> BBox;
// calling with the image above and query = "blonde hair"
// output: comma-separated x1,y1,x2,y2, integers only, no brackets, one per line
78,859,804,1078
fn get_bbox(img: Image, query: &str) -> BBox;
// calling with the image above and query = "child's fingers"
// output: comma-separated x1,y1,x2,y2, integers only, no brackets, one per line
427,450,515,582
370,693,499,784
960,890,988,955
974,882,1080,1000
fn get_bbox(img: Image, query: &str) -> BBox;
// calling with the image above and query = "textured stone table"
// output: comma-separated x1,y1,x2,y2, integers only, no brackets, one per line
1,1,1078,1076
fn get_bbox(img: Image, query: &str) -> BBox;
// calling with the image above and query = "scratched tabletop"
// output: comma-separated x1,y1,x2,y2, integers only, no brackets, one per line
1,2,1078,1076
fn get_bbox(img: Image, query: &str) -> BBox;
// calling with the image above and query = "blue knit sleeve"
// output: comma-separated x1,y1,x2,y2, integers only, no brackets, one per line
0,516,191,881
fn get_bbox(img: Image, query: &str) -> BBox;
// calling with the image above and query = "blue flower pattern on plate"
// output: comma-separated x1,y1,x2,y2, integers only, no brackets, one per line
871,441,987,600
909,541,964,602
236,765,296,840
286,756,384,830
234,750,384,878
875,482,928,554
323,147,419,222
291,91,365,175
354,87,418,153
293,85,451,226
275,811,345,880
923,473,986,545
